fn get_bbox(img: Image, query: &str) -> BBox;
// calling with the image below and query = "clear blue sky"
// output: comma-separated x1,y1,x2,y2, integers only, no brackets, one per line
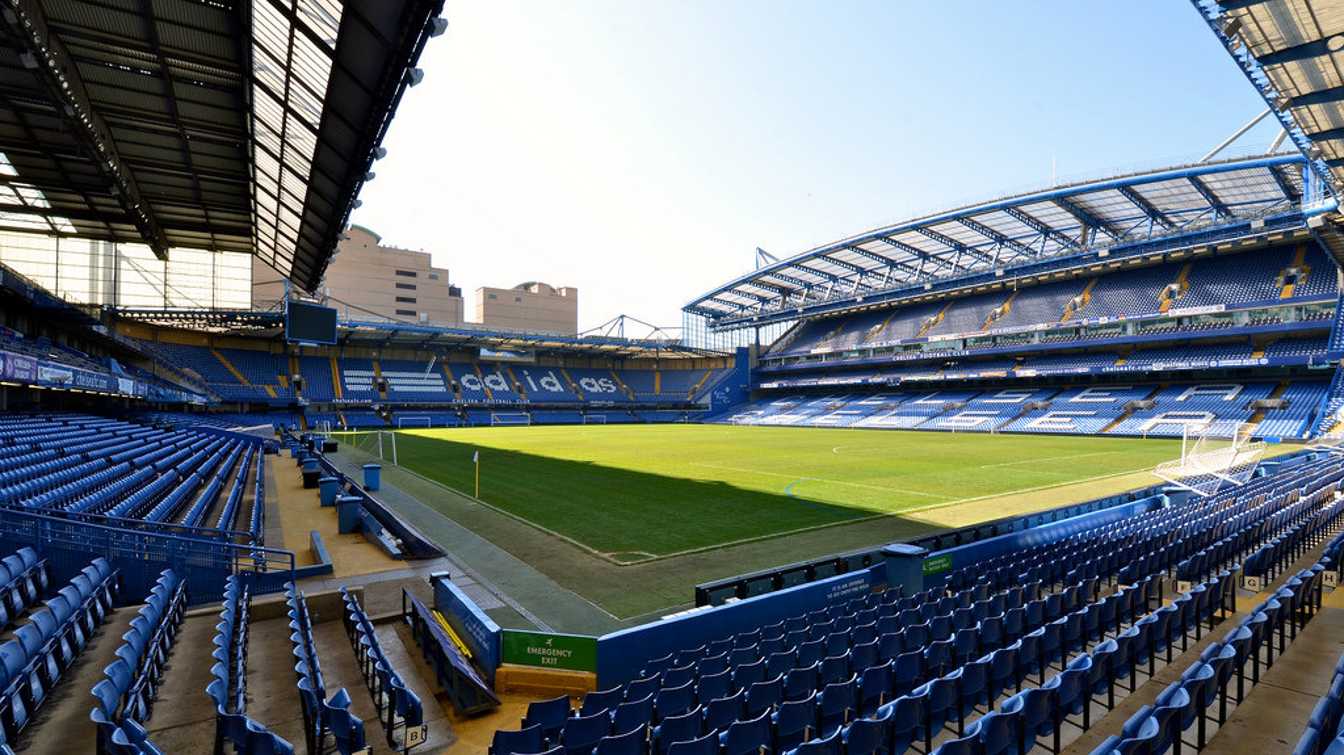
350,2,1279,333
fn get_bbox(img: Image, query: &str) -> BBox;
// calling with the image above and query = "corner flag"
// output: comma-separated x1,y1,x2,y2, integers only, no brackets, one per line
473,450,480,498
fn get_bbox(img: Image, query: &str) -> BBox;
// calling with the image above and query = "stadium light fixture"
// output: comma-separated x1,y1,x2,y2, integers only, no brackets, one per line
372,147,387,160
406,69,425,87
430,17,449,37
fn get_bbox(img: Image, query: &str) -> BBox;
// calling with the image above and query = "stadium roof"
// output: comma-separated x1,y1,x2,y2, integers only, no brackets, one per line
0,0,444,293
685,154,1324,329
1192,0,1344,198
111,308,721,357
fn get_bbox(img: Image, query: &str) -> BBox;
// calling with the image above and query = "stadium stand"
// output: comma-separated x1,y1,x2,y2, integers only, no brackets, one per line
484,451,1344,755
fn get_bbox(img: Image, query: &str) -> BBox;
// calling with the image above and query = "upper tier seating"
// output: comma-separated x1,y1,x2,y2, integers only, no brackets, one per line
771,246,1337,359
1179,246,1295,309
988,279,1086,331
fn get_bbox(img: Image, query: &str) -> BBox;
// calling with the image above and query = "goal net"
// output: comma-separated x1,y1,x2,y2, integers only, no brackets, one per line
1153,421,1264,497
327,429,399,466
490,412,531,426
582,415,607,424
396,416,432,429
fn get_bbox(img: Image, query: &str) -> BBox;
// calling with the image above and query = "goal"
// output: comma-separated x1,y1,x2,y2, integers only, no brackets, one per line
331,429,399,466
396,416,432,429
490,412,531,426
1153,421,1264,497
582,414,607,425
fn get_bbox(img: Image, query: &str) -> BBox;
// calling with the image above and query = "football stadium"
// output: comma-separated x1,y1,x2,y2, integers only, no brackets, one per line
4,2,1344,755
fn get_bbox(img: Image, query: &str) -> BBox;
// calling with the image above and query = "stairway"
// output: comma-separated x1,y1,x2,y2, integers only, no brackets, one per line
287,354,301,397
507,366,528,399
1101,384,1165,433
374,359,388,400
608,370,636,399
473,363,495,400
982,291,1018,331
211,348,251,385
441,362,460,401
918,302,952,337
328,356,343,399
1158,264,1192,313
1279,244,1310,299
687,368,714,400
1245,381,1291,430
1061,279,1098,322
561,368,585,399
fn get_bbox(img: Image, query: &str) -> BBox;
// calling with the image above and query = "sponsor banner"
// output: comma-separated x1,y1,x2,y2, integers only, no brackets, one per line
479,347,534,363
501,630,598,672
37,365,73,385
117,377,135,395
922,554,953,576
1167,304,1225,317
5,353,35,382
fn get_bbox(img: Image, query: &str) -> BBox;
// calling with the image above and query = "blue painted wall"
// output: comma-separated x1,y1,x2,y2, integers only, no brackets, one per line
596,565,883,687
433,576,502,683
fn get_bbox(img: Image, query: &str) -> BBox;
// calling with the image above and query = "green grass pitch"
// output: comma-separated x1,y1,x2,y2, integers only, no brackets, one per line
383,425,1184,559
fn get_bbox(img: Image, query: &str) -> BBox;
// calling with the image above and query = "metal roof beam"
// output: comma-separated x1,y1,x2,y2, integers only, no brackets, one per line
1288,86,1344,109
763,270,812,289
1268,164,1302,203
3,0,171,258
817,253,868,276
913,226,996,265
1306,126,1344,141
844,243,922,276
1254,37,1338,67
955,216,1038,260
872,235,962,272
1052,196,1123,240
1116,186,1176,229
743,280,789,296
1002,206,1082,251
1216,0,1271,9
1187,175,1232,218
792,262,842,282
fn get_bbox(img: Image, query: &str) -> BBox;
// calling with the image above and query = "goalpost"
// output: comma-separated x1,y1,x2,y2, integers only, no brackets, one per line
396,416,432,429
329,429,399,466
582,414,607,425
1153,421,1264,498
490,412,531,426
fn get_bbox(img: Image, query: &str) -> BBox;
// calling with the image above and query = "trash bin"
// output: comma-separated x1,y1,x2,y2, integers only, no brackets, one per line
301,458,321,488
362,463,381,491
318,476,339,506
881,543,931,597
336,495,362,534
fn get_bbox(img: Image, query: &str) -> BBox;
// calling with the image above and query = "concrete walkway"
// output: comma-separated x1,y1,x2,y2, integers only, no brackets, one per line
328,448,622,634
